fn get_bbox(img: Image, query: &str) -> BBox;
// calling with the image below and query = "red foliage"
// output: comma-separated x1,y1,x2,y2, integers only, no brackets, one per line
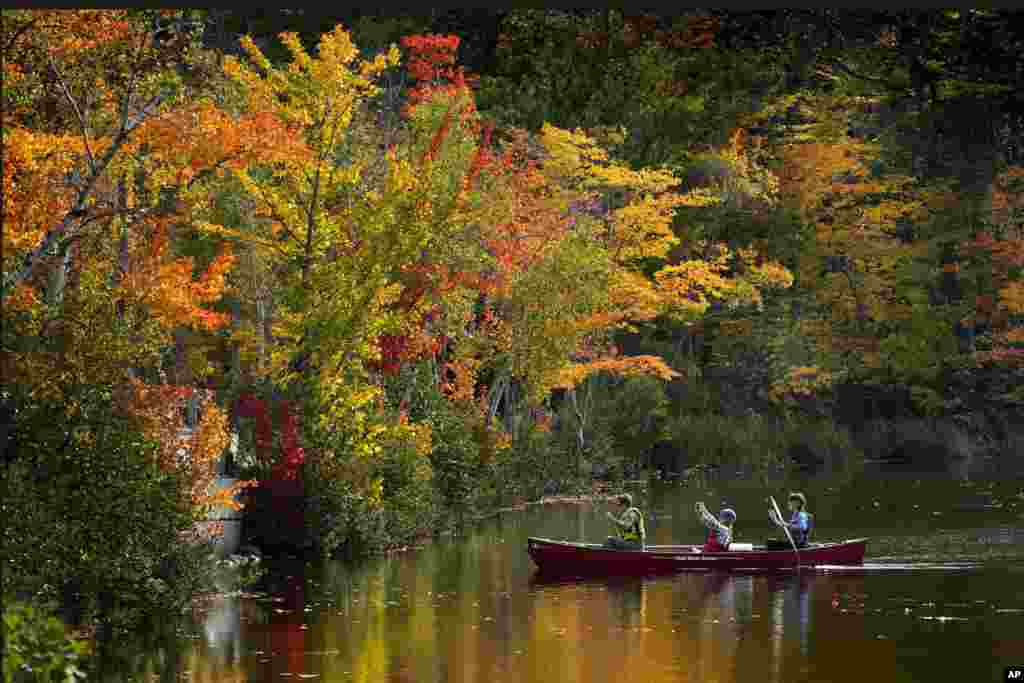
370,334,410,375
235,392,302,479
464,121,494,191
236,392,274,465
400,34,477,117
401,34,461,83
275,400,304,480
423,101,456,163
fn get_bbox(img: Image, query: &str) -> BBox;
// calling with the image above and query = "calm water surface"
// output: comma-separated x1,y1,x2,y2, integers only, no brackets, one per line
107,459,1024,682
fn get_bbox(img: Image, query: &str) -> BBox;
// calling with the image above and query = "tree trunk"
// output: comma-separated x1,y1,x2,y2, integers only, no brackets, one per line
569,386,586,476
44,245,72,306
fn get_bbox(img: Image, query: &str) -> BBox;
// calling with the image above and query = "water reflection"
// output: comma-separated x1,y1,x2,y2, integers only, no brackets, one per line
93,467,1024,682
521,570,819,683
202,595,241,663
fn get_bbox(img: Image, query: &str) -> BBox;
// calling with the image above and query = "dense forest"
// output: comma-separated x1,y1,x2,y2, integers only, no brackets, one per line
2,9,1023,657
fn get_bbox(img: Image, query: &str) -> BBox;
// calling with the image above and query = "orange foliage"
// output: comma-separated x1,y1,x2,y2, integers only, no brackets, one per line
118,224,233,332
964,230,1024,316
768,366,837,408
550,355,682,390
1,127,84,253
121,378,251,515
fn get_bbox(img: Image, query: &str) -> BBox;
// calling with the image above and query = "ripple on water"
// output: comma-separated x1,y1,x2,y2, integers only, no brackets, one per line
816,562,983,572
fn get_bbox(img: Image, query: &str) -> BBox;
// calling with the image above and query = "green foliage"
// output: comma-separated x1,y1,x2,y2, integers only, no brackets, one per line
597,375,669,468
213,554,265,592
664,412,859,466
478,11,781,167
673,153,809,268
3,602,87,683
666,413,777,466
2,386,209,627
879,306,959,381
296,362,441,557
909,386,946,417
302,465,387,558
374,435,439,543
504,421,588,498
425,403,487,521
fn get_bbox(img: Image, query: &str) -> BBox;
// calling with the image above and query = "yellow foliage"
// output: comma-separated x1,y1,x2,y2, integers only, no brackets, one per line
768,365,836,406
1000,328,1024,344
718,319,755,337
0,126,93,291
999,281,1024,315
549,355,681,390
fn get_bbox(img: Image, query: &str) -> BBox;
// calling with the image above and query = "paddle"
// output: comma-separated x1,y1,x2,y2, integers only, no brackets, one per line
770,495,801,570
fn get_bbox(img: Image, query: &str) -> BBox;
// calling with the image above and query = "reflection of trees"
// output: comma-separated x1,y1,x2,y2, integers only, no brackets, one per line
760,573,815,683
605,576,646,626
202,594,242,662
686,573,750,681
175,499,860,682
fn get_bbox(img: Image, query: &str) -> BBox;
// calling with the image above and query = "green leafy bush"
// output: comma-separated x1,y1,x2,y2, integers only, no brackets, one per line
601,375,669,468
665,412,859,467
3,602,87,682
2,387,210,627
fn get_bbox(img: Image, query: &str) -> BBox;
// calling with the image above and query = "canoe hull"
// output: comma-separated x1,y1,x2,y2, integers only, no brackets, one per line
527,537,867,575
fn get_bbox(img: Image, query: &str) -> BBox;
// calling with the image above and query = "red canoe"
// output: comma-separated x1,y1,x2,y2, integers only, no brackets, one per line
527,536,868,575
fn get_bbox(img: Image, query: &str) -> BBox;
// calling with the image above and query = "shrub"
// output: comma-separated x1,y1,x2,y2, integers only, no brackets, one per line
426,402,488,524
2,388,208,627
601,375,669,472
3,602,87,682
299,438,438,557
500,425,578,500
664,412,861,467
294,368,441,557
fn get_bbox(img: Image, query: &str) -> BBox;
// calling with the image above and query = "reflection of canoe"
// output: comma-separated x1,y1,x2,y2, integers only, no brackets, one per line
527,537,867,575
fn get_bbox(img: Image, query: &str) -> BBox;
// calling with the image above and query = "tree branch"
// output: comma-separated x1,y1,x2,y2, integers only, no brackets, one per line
824,56,908,92
48,57,96,172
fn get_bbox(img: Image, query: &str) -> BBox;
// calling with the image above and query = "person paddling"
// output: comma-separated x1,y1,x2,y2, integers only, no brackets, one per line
605,493,646,550
695,501,736,552
768,492,811,549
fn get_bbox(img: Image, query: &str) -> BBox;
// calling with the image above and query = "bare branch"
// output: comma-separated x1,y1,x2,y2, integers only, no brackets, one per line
119,25,151,136
48,56,96,172
124,92,167,134
824,56,906,91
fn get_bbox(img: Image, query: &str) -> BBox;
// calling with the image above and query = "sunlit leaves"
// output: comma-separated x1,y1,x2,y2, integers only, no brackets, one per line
1,10,244,529
549,355,681,391
0,127,83,254
119,378,240,512
119,227,234,332
768,365,837,408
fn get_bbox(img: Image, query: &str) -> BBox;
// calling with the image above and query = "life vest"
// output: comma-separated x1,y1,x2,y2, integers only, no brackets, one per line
621,507,645,542
791,511,812,545
703,529,728,552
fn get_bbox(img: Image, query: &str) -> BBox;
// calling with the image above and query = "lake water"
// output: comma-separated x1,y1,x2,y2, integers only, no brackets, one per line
100,458,1024,682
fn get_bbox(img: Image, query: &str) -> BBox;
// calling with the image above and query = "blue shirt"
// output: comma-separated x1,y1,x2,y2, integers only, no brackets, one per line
790,511,809,542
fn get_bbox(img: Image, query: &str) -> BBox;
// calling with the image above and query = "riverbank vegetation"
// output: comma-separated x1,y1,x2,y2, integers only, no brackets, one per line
3,9,1023,646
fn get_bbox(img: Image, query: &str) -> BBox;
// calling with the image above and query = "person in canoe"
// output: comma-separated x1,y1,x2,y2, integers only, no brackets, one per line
605,493,646,550
767,492,812,549
695,501,736,552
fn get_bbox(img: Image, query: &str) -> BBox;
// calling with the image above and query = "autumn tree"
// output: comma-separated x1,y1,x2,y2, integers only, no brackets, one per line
1,10,263,622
